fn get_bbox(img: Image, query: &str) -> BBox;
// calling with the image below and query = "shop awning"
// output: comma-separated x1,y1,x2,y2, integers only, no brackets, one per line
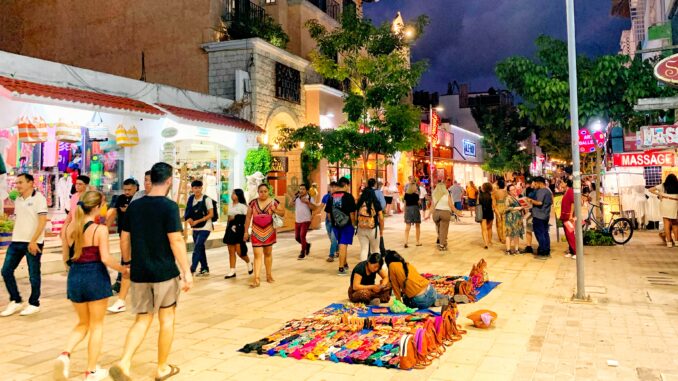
0,75,165,116
157,103,264,133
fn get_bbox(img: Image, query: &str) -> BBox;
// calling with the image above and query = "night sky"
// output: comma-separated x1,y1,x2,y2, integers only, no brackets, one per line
364,0,631,93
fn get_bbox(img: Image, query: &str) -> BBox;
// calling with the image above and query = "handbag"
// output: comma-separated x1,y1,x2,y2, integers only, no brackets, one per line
273,213,283,229
55,119,82,143
18,116,48,143
475,205,483,223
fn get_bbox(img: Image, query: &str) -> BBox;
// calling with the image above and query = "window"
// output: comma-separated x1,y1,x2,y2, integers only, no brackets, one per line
644,166,662,187
275,62,301,104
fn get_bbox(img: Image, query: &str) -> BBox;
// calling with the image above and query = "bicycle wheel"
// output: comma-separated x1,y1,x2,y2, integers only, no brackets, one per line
610,218,633,245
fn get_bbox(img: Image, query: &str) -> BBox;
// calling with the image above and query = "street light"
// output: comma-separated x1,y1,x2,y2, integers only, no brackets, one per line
429,104,443,181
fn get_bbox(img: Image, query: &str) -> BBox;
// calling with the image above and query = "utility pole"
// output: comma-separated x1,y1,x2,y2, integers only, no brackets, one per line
565,0,587,300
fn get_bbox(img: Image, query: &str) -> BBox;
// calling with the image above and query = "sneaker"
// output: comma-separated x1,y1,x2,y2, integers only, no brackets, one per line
224,270,236,279
564,253,572,258
19,304,40,316
337,267,348,276
247,262,254,275
326,256,335,263
667,241,673,248
197,269,210,277
344,263,349,270
535,255,550,261
571,255,577,260
520,246,534,254
85,366,108,381
0,301,23,317
107,299,126,314
53,353,69,381
306,243,312,256
369,298,381,306
297,252,306,260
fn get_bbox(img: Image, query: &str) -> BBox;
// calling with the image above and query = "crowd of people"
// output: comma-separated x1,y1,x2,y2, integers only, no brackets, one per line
0,162,581,380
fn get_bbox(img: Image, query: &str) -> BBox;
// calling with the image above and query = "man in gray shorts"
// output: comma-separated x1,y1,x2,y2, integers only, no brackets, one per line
110,162,193,381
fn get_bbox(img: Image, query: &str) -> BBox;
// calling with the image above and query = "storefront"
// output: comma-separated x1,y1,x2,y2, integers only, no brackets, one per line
0,74,262,236
0,76,166,234
450,124,485,187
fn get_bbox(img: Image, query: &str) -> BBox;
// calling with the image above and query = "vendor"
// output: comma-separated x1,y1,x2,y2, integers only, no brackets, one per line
384,250,449,309
348,252,391,305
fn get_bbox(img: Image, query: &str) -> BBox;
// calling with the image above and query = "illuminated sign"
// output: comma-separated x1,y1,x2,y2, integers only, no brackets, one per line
462,139,476,157
654,53,678,85
640,125,678,147
271,156,288,172
613,151,675,167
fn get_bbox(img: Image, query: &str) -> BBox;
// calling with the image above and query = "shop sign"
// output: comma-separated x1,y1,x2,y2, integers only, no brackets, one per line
462,139,476,157
271,156,288,172
579,129,605,153
161,127,178,138
197,127,210,137
640,125,678,147
612,151,675,167
654,53,678,85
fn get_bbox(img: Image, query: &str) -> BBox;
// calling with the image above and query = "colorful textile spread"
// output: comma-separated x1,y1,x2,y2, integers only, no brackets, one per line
239,303,467,370
420,259,500,304
420,275,500,303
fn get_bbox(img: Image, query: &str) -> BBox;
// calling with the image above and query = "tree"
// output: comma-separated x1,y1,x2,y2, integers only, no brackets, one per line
495,35,675,160
298,8,428,177
471,104,533,174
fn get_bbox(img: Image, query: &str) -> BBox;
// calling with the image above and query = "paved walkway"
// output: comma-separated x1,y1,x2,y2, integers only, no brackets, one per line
0,214,677,381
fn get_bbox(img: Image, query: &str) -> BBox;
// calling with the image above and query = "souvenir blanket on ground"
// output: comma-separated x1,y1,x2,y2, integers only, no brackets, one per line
420,274,501,303
238,303,467,370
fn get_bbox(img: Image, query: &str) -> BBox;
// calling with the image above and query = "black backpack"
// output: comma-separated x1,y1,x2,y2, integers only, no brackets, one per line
185,196,219,226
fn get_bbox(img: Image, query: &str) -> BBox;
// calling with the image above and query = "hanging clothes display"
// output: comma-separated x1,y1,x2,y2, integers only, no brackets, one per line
55,175,71,213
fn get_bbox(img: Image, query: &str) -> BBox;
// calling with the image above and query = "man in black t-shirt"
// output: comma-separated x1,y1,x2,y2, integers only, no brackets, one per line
109,163,192,381
324,177,357,276
107,178,139,313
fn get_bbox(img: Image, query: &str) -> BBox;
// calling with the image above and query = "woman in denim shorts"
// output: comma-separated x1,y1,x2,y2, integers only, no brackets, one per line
55,191,128,381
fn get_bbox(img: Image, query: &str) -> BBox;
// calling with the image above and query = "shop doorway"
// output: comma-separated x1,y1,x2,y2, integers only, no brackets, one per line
173,139,234,221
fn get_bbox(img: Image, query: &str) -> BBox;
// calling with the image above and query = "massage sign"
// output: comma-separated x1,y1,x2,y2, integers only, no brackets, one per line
612,151,675,167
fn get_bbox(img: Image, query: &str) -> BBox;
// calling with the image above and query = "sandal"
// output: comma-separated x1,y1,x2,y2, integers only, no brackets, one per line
404,243,409,248
154,364,180,381
249,278,260,288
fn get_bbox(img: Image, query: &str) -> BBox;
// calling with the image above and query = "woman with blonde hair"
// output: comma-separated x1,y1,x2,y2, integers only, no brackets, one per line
430,181,460,251
403,183,422,248
55,191,128,381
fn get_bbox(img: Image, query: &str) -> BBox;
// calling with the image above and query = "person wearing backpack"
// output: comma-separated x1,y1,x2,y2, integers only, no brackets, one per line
324,177,357,276
356,181,384,261
184,180,214,277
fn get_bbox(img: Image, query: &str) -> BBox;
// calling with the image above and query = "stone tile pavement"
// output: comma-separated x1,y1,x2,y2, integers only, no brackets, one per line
0,214,677,380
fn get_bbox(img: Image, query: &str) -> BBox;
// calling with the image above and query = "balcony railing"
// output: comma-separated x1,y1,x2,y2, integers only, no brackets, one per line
223,0,267,25
307,0,341,21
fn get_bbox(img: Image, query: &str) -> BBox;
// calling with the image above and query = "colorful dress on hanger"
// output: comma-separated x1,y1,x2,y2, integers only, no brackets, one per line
249,198,279,247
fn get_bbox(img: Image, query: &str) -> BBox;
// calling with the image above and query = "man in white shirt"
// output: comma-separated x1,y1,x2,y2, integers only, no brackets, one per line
184,180,213,277
419,181,428,220
130,170,152,203
1,173,48,316
295,184,315,260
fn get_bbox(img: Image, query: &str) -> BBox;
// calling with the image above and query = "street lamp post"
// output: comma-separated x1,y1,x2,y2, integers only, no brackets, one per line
565,0,587,301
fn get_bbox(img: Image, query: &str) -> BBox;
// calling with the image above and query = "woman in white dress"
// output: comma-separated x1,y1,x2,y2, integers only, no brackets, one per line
649,174,678,247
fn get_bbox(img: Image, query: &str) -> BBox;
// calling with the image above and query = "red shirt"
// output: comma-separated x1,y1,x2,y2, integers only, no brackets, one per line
560,188,574,221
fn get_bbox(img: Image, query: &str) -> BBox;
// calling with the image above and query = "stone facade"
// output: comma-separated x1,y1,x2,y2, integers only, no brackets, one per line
204,38,310,136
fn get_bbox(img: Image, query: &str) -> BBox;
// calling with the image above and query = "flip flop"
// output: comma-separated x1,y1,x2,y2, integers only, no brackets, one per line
155,364,180,381
109,365,131,381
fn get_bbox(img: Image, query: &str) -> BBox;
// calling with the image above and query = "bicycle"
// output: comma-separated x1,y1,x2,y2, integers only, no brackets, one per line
583,202,633,245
